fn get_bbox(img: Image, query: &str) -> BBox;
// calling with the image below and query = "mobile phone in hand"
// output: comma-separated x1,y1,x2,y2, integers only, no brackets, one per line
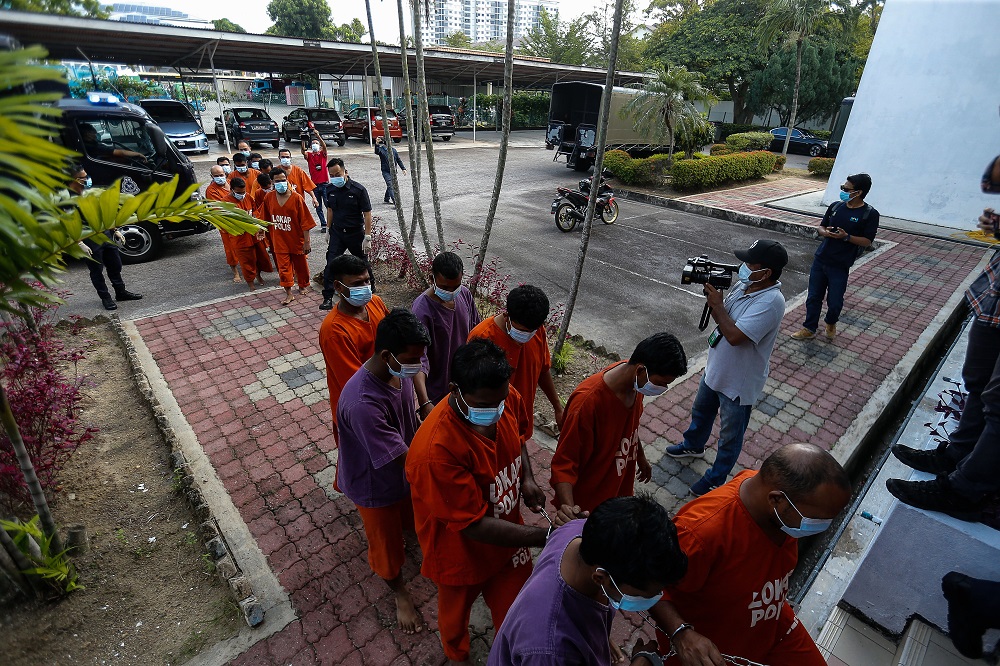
991,212,1000,240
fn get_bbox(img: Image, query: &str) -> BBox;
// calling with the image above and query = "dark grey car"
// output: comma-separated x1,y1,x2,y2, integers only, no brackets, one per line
214,107,280,148
282,108,346,146
400,104,455,141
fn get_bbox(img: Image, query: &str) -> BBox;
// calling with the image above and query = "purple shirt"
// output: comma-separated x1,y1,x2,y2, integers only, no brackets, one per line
412,286,481,403
488,520,615,666
336,367,419,508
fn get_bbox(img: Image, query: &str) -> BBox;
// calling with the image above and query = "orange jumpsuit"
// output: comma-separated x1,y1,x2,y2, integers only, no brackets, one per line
229,167,261,196
468,316,551,439
405,389,533,662
318,295,390,434
285,164,316,200
223,192,273,284
205,181,238,268
255,190,315,288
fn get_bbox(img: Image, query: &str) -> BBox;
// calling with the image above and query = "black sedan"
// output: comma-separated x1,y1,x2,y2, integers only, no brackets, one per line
769,127,828,157
282,108,346,146
214,108,280,148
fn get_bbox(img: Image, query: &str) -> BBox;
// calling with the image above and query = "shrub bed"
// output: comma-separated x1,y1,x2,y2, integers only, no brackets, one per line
601,150,675,186
773,154,786,172
671,150,778,191
709,143,731,156
808,157,836,177
725,131,773,152
716,123,771,141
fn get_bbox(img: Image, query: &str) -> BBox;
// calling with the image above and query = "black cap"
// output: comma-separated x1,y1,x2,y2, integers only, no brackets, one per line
734,239,788,271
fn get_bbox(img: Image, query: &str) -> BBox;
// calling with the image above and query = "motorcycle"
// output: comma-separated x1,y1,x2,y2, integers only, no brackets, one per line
550,170,619,232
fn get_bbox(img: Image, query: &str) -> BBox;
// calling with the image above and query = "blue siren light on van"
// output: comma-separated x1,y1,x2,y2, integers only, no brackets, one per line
87,92,120,105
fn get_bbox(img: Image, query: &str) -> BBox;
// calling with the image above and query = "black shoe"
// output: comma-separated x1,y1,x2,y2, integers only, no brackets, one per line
891,444,957,475
942,572,986,659
101,297,117,311
886,476,984,522
319,298,334,311
114,288,142,302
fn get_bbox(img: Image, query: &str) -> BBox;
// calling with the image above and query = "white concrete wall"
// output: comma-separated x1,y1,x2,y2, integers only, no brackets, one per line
824,0,1000,229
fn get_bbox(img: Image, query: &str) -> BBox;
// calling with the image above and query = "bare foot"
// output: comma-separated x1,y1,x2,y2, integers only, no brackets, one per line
232,273,242,283
281,295,295,306
256,276,265,285
247,283,256,292
395,590,423,635
610,642,626,663
298,285,312,295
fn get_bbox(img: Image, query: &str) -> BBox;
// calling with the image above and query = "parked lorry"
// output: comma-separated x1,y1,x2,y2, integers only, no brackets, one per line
546,81,668,171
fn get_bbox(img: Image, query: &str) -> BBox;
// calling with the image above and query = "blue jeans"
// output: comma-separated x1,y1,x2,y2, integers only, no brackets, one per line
381,170,394,202
803,259,849,331
682,376,753,487
312,182,328,226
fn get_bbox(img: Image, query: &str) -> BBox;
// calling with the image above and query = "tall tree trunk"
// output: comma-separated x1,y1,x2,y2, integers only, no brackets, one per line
470,0,516,295
0,522,34,597
397,0,431,258
0,382,62,554
365,0,429,285
410,0,446,251
553,0,626,356
782,38,803,157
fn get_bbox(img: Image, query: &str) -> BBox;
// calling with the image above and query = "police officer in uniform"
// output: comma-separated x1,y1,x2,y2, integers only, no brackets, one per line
320,157,376,310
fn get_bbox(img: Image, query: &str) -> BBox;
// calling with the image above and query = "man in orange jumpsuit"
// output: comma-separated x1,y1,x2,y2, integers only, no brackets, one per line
551,332,687,518
277,147,318,213
255,167,314,305
468,285,563,438
406,339,548,665
205,164,241,283
318,253,389,440
650,443,851,666
224,177,272,290
229,152,260,197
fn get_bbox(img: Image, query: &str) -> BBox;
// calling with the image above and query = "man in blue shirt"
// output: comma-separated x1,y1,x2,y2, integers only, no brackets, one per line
792,173,879,340
666,240,787,497
888,155,1000,521
375,135,406,204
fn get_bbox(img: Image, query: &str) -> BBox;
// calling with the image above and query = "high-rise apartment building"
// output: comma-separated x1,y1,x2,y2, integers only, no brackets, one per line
420,0,560,46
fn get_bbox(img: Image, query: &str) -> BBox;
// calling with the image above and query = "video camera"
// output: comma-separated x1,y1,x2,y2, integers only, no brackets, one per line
681,255,740,330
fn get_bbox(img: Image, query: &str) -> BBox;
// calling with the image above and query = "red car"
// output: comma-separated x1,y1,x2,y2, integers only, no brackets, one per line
342,106,402,142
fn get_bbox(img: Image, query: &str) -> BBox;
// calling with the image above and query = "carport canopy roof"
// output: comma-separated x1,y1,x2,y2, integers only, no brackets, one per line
0,10,648,88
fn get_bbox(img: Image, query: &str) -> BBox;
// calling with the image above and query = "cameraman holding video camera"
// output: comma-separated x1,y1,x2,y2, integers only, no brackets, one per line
667,240,788,497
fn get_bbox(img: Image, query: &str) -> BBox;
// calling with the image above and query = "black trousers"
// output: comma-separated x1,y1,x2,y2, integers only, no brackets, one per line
321,226,376,300
83,239,125,298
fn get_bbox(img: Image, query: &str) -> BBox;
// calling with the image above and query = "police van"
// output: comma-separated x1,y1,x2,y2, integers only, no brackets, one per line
55,92,211,263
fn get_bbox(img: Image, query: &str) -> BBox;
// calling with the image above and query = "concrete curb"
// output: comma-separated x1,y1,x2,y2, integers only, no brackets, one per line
111,317,297,665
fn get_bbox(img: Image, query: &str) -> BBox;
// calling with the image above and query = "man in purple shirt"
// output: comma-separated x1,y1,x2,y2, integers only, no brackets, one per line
488,495,688,666
412,251,482,419
336,308,431,635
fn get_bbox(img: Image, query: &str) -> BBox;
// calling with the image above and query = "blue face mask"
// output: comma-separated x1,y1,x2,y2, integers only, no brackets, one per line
251,161,260,170
330,176,347,188
434,278,458,302
457,387,505,427
212,175,227,186
233,192,245,201
506,318,536,345
84,177,93,189
280,157,292,167
839,190,850,202
599,569,662,612
775,492,833,538
738,262,765,286
222,165,232,174
274,181,288,194
634,367,668,397
338,281,372,307
388,352,422,379
241,150,251,157
236,165,248,173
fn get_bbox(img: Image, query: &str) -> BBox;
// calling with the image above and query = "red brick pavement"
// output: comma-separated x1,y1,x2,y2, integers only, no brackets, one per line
130,178,989,663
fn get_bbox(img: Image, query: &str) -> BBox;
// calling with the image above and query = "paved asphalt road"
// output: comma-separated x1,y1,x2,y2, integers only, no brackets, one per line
57,132,819,357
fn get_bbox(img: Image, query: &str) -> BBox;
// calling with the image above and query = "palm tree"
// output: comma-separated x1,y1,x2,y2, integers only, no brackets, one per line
364,0,431,280
470,0,515,295
410,0,446,251
0,45,265,569
553,0,627,358
757,0,829,156
621,64,716,162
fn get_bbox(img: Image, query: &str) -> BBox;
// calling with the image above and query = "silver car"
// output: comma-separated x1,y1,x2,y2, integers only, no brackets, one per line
138,99,209,155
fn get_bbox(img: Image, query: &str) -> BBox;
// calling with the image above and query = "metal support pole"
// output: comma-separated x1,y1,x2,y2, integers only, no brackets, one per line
208,43,231,154
472,70,477,143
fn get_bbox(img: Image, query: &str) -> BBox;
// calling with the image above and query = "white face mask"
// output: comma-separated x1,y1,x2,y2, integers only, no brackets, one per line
279,157,291,167
311,143,321,152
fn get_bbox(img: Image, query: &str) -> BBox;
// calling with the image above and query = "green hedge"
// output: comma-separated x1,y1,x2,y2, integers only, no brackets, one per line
601,150,675,186
671,150,777,191
810,129,832,140
808,157,835,176
709,143,731,156
716,123,771,141
725,132,773,152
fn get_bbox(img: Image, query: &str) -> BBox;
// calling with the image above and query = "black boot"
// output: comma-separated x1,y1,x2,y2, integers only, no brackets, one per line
114,288,142,301
941,571,1000,659
101,296,118,311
